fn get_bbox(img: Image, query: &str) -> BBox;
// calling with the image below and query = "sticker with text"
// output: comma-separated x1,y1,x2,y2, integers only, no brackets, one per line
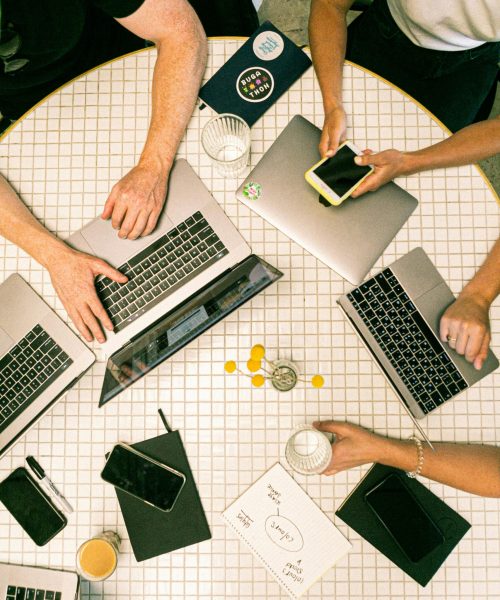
243,182,262,200
253,31,284,61
237,67,274,103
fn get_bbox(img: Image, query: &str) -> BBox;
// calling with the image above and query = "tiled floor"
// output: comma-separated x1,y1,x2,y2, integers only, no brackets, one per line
258,0,500,196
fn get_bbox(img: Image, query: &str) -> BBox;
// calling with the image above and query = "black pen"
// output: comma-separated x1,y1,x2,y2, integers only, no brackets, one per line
158,408,172,433
26,456,73,514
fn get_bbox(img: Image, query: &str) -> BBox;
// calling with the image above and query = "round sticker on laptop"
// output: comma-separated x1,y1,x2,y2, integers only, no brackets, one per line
243,181,262,200
236,67,274,103
253,31,284,61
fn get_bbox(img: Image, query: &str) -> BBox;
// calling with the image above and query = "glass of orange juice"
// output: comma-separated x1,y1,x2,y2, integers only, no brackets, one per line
76,531,121,581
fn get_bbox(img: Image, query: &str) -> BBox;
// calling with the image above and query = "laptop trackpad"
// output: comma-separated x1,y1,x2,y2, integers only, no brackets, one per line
0,326,14,356
81,216,169,267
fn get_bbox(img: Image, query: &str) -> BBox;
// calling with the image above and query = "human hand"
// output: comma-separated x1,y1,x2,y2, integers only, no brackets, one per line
47,247,128,343
319,104,347,158
350,148,407,197
101,163,169,240
313,420,388,475
439,292,491,370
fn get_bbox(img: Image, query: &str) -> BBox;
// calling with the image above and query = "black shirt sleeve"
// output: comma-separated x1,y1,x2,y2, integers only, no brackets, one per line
93,0,146,19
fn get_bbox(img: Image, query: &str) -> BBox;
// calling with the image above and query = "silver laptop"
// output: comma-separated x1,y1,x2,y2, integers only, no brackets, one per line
68,159,282,405
338,247,498,422
68,159,251,358
0,275,95,458
0,563,79,599
236,115,418,285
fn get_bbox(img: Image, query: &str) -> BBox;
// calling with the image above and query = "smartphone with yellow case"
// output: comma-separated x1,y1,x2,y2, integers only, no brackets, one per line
305,141,374,206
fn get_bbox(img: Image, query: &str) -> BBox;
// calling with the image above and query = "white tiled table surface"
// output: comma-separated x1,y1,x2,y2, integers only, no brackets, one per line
0,41,499,599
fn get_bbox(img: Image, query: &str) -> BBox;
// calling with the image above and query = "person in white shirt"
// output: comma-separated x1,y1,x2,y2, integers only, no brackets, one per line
309,0,500,158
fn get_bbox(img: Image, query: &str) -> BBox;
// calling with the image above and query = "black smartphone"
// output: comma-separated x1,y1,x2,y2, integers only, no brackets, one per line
364,472,444,563
101,443,186,512
0,467,67,546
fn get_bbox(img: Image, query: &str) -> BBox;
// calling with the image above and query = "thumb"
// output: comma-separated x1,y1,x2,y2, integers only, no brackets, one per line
313,420,346,436
94,259,128,283
354,154,372,167
474,334,490,371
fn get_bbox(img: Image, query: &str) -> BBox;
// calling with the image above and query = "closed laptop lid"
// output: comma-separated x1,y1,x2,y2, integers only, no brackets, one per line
236,115,418,285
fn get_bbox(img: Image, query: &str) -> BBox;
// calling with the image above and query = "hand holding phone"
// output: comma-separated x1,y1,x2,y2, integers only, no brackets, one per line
305,141,374,206
101,443,185,512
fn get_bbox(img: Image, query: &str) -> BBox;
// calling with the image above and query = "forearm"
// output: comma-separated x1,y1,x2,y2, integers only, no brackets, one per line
458,238,500,306
0,174,69,269
138,19,207,178
309,0,351,112
377,437,500,497
400,117,500,176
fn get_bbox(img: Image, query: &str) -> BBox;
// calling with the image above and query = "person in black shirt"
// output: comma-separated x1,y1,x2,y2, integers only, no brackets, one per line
0,0,257,344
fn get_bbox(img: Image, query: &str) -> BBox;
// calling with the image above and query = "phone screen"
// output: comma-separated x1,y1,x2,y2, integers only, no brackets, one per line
101,444,185,511
0,467,67,546
313,145,372,197
365,473,444,562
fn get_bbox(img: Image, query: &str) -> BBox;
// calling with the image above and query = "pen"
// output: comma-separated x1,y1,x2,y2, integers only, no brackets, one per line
158,408,172,433
26,456,74,514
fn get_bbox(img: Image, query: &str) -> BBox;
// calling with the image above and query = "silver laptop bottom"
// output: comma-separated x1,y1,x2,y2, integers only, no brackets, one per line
338,248,498,421
0,275,95,458
0,563,79,600
67,159,250,357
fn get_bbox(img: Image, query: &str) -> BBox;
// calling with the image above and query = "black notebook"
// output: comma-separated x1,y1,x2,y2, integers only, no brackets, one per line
114,431,211,562
199,21,311,126
336,464,471,586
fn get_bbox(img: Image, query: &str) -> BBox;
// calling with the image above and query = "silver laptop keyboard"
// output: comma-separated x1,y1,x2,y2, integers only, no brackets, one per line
96,211,229,333
6,586,61,600
0,325,73,433
347,268,468,415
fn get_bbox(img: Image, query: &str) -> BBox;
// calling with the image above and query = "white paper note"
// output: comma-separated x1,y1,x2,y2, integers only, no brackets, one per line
222,463,351,598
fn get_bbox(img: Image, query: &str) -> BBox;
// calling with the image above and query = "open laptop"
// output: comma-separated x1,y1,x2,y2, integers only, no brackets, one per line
67,159,282,406
0,563,79,599
338,247,498,421
0,275,95,458
236,115,418,285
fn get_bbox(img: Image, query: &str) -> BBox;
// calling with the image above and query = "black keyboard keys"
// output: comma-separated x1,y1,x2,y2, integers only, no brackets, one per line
348,268,468,414
95,211,229,333
0,326,73,433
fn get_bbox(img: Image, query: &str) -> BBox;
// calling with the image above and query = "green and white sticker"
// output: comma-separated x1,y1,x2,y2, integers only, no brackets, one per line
243,182,262,200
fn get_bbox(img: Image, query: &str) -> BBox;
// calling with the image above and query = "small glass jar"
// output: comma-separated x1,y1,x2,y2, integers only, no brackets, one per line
76,531,121,582
270,359,299,392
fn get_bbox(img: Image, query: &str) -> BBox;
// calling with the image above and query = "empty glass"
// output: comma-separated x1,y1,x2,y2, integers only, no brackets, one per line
285,425,333,475
201,113,251,177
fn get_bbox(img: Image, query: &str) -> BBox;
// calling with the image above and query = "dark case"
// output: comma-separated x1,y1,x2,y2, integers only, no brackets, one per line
336,464,471,586
0,467,67,546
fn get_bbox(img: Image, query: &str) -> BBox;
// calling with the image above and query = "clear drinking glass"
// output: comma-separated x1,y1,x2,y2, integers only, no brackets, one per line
285,425,333,475
201,113,251,177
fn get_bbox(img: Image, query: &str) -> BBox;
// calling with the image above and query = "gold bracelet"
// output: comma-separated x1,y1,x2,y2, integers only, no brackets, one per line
406,435,424,478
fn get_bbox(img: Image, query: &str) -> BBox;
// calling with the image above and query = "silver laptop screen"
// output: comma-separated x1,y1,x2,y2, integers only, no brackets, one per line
99,255,282,406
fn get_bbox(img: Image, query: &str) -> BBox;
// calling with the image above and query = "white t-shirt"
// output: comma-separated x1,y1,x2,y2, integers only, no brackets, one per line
387,0,500,51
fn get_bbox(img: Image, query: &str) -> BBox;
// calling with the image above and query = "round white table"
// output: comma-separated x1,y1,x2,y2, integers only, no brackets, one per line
0,40,499,599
